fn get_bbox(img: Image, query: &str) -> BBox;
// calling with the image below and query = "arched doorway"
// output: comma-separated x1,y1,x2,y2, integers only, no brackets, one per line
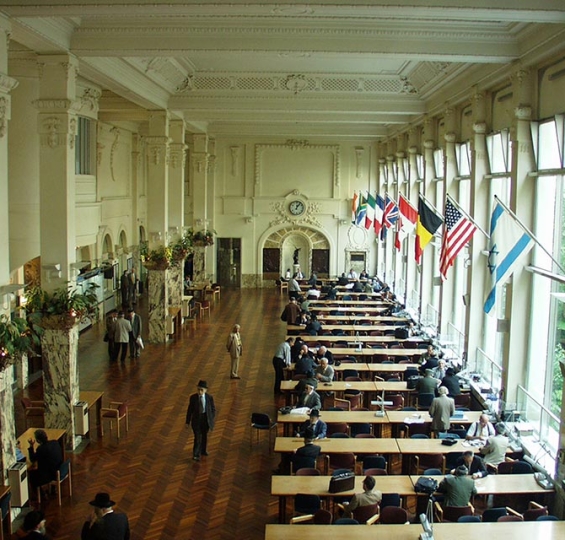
262,225,330,285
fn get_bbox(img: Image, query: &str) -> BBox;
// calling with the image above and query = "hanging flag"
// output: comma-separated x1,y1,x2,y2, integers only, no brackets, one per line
439,198,477,280
395,194,418,251
382,195,399,229
355,193,367,226
415,196,443,263
365,192,376,230
351,192,359,223
484,201,534,315
374,194,385,236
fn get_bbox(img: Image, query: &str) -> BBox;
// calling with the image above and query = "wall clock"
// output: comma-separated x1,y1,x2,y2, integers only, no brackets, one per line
289,200,305,216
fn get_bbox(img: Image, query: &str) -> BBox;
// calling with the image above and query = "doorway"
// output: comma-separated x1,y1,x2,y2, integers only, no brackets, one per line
217,238,241,287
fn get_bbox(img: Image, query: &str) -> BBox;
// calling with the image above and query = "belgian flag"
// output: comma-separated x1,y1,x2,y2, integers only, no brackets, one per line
415,195,443,263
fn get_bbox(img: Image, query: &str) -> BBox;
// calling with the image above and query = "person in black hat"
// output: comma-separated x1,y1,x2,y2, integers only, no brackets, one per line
296,409,327,440
81,492,130,540
20,510,47,538
185,379,216,461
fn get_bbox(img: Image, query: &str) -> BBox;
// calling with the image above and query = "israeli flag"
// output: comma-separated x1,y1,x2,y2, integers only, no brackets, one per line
484,202,534,315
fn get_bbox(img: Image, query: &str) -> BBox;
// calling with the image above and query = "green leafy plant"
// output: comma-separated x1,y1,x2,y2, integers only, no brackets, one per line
0,314,41,370
170,231,193,262
191,228,216,247
140,241,173,269
26,283,99,330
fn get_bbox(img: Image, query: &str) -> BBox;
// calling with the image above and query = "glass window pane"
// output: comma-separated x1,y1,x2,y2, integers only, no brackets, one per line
538,120,561,170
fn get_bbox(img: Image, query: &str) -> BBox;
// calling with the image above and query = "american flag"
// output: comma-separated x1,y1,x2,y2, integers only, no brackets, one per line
439,198,477,280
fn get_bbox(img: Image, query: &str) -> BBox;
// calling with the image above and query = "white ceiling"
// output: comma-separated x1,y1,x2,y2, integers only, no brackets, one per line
3,1,565,140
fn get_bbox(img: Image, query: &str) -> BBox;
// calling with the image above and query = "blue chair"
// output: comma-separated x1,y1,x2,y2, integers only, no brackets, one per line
291,456,317,474
363,455,387,471
423,468,442,475
417,393,435,409
294,494,321,517
350,423,371,437
482,507,508,522
458,516,481,523
411,434,430,439
380,493,401,509
537,515,559,521
37,458,72,506
511,461,533,474
250,413,277,453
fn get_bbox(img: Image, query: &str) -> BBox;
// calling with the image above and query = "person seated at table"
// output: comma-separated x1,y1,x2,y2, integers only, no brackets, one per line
359,269,369,280
419,345,440,373
315,357,334,383
298,382,322,411
480,423,510,470
466,413,496,441
431,358,448,380
305,314,322,335
363,280,374,294
314,345,334,365
347,268,358,280
18,510,47,539
300,296,311,313
341,475,382,518
352,279,363,293
441,367,461,397
428,386,455,433
293,269,304,279
325,284,338,300
307,272,318,287
306,285,321,299
294,369,318,394
338,273,349,285
291,337,306,361
28,429,63,493
451,450,488,479
415,369,440,396
280,297,301,325
283,268,291,281
437,465,477,507
297,409,327,440
295,345,315,374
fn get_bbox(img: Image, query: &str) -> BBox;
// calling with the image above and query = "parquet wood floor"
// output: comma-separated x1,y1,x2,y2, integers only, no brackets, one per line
15,288,289,540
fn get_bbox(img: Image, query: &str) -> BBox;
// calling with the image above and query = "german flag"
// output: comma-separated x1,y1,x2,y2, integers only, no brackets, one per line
415,195,443,263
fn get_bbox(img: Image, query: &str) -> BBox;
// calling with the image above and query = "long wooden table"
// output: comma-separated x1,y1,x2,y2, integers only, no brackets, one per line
266,522,565,539
287,334,424,344
311,306,389,314
309,299,389,306
17,428,67,468
272,475,414,522
274,437,400,455
386,410,482,425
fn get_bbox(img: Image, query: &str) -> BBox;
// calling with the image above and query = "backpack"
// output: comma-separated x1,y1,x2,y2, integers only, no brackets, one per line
414,476,438,495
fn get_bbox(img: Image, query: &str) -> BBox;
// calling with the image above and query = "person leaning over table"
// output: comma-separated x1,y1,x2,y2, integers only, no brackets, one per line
314,345,334,365
480,423,509,470
287,277,301,299
441,367,461,397
415,369,441,395
297,409,327,440
294,369,318,395
272,337,295,394
341,475,382,518
436,465,477,507
428,386,455,433
295,344,315,374
451,450,488,479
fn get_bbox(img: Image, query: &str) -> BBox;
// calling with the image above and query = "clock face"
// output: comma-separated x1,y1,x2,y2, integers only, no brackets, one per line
289,200,305,216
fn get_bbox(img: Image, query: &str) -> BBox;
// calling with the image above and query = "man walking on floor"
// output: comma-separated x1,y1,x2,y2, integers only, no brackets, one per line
186,380,216,461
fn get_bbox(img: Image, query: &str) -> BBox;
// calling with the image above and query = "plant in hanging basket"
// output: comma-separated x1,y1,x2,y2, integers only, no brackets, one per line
140,242,173,270
0,314,40,371
192,228,216,247
26,283,99,330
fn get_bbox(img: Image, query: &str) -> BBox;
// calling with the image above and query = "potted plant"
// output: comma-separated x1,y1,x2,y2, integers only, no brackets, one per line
192,228,216,247
170,231,193,263
0,314,40,371
26,283,99,330
140,242,173,270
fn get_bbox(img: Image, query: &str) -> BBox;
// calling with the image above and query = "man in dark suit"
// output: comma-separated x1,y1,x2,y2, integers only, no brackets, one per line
20,510,47,539
185,379,217,461
451,450,488,479
128,308,142,358
28,429,63,490
81,492,130,540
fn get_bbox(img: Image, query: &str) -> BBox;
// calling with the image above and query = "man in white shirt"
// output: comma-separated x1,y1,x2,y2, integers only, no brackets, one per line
347,268,358,279
466,414,496,441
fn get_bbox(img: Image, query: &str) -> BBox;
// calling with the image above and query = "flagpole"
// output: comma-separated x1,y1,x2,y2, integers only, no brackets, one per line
446,193,489,239
419,193,442,217
494,195,565,274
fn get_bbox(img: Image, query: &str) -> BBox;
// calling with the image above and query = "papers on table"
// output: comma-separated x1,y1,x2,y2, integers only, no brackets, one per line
290,407,310,415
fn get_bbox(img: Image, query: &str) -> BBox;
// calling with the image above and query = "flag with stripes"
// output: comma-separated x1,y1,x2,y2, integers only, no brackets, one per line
484,201,534,315
365,192,376,230
355,193,367,226
382,195,399,229
395,194,418,251
374,195,385,236
439,199,477,280
415,196,443,263
351,192,359,224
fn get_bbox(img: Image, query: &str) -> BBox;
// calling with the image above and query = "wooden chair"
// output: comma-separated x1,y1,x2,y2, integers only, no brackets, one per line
352,502,380,525
206,283,221,301
21,398,45,429
290,508,332,524
434,502,474,522
278,281,288,294
195,300,211,319
507,501,548,521
379,506,410,524
37,458,72,506
414,453,445,475
101,401,129,439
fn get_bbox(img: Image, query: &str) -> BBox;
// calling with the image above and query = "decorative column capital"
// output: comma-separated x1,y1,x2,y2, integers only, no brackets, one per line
473,122,487,135
444,132,456,144
514,106,532,121
423,139,435,150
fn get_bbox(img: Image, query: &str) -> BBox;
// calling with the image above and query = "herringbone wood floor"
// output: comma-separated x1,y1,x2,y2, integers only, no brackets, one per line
16,288,289,540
